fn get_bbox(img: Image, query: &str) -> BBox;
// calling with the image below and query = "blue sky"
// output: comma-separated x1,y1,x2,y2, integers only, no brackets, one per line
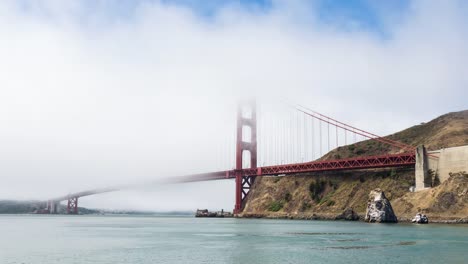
16,0,411,37
149,0,408,34
118,0,408,34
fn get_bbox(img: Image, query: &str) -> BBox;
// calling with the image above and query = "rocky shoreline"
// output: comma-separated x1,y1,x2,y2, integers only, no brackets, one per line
238,212,468,224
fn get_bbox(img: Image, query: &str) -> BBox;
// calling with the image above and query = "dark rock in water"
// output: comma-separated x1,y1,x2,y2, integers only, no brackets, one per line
365,189,398,223
335,208,360,221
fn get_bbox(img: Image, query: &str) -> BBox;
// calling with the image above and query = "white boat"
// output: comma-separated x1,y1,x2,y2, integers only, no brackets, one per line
412,213,429,224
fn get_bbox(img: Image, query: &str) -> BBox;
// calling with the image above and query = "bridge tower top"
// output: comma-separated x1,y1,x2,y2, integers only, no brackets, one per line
236,100,257,170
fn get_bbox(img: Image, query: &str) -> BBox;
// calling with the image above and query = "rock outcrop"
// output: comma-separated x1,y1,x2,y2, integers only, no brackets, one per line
335,207,360,221
365,189,398,223
195,209,233,217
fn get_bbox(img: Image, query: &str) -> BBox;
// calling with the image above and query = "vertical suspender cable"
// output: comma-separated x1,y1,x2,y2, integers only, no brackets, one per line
283,118,288,163
327,118,330,152
297,111,300,162
304,113,307,161
290,112,293,163
319,120,322,157
275,118,278,165
336,121,338,149
311,116,314,160
345,129,347,146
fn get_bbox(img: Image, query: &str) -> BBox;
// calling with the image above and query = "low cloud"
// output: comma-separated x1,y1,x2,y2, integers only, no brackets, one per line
0,0,466,210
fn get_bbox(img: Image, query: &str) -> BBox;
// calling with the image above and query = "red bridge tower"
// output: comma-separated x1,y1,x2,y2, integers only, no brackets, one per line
234,100,257,214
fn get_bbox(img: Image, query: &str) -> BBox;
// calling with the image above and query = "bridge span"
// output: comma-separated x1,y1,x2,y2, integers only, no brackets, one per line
43,101,424,215
45,152,416,214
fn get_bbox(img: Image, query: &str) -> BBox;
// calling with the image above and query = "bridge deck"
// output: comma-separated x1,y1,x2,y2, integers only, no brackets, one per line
51,153,416,202
178,152,416,181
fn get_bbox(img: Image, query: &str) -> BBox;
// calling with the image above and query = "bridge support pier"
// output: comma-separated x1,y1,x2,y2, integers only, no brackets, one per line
67,197,78,214
47,200,58,214
234,100,257,214
235,175,256,214
415,145,430,191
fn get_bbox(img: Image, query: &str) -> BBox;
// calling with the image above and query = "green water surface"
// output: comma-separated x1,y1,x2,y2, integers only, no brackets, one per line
1,215,467,263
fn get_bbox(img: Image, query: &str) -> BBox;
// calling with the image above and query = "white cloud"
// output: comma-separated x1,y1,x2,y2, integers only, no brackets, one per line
0,0,466,211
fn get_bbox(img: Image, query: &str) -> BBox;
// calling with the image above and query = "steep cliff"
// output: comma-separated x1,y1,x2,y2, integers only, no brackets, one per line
241,110,468,221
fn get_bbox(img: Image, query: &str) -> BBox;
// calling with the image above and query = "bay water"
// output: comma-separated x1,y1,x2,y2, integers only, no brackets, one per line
1,215,467,263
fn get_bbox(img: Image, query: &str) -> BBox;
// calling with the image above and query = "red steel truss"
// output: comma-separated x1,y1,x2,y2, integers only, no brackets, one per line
237,152,416,177
175,152,416,181
67,197,78,214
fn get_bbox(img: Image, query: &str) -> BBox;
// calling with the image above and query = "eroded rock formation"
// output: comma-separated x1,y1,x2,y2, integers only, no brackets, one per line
365,189,398,223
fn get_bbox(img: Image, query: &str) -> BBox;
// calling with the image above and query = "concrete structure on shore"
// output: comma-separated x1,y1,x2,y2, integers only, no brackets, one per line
415,145,468,191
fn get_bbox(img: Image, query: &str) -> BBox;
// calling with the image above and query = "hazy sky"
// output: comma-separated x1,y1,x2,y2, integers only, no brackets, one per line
1,0,467,211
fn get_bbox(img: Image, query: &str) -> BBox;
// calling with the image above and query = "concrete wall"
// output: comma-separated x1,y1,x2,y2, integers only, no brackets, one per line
430,145,468,183
415,145,468,191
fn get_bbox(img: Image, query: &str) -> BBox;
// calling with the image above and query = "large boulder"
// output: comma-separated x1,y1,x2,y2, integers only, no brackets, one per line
365,189,398,223
335,207,360,221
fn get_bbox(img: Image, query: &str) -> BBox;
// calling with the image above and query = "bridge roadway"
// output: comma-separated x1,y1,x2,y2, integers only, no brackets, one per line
46,152,416,214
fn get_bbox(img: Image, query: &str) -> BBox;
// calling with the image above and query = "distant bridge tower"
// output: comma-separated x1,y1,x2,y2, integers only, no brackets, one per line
67,197,78,214
234,100,257,214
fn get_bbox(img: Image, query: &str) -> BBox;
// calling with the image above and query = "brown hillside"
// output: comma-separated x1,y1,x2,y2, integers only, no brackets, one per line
392,172,468,221
242,168,414,220
321,110,468,160
241,110,468,221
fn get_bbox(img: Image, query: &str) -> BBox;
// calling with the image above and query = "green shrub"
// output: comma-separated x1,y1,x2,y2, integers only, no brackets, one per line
329,180,339,190
268,200,284,212
355,148,365,155
318,190,336,205
309,180,326,202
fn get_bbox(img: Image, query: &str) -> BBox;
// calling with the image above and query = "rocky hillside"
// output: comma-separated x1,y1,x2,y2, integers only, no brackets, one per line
393,172,468,222
241,110,468,221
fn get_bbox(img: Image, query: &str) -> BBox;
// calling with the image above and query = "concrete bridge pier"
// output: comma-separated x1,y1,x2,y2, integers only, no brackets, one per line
415,145,431,191
47,200,58,214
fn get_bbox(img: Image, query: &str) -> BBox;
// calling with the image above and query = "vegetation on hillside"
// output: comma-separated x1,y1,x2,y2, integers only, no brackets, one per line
242,168,414,218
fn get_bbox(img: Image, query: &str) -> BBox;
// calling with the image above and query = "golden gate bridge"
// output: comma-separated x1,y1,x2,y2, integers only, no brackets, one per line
44,100,418,214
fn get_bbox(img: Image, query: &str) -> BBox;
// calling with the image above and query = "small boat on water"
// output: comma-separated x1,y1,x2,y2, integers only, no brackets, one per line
412,213,429,224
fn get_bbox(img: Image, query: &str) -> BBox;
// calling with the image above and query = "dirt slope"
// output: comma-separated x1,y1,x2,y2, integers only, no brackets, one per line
392,172,468,222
